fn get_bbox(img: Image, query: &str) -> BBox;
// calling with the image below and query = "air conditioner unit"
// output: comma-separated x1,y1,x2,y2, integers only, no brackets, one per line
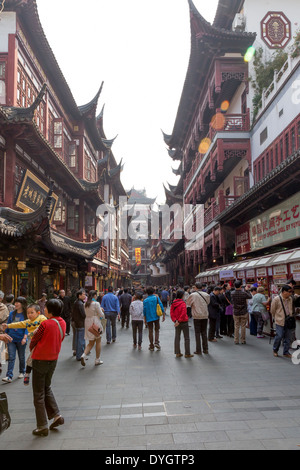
233,13,245,31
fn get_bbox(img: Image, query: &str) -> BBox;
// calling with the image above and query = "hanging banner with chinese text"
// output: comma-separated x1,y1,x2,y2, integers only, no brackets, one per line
135,248,142,266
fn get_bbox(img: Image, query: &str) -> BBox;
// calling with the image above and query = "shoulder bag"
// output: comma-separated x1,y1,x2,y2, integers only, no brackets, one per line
0,392,11,435
156,297,163,317
279,296,296,330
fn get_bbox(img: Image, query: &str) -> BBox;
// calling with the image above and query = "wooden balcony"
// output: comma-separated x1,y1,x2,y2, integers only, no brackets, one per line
204,195,240,227
184,113,250,192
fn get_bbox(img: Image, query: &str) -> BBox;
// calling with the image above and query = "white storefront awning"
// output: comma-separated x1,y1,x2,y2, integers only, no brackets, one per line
195,248,300,280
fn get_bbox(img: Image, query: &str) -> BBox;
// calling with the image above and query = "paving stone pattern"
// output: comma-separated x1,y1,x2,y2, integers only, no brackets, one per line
1,311,300,450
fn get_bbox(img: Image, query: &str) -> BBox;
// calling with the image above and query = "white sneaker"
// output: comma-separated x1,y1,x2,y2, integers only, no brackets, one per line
2,377,12,383
80,354,87,367
95,359,103,366
18,373,24,379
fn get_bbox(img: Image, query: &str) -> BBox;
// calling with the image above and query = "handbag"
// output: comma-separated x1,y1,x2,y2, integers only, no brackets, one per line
225,305,233,316
156,297,163,317
88,319,103,338
0,392,11,435
279,296,296,330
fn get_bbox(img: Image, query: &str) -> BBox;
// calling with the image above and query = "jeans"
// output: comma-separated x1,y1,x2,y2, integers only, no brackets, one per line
121,308,130,328
32,359,60,429
132,320,143,345
193,318,208,353
75,328,85,360
6,341,26,379
273,324,292,355
147,319,160,347
105,312,118,343
174,322,191,355
252,311,264,335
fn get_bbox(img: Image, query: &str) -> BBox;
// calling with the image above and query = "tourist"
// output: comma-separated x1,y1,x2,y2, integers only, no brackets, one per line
101,286,120,344
0,291,9,325
2,303,47,386
2,297,28,383
231,281,252,345
58,289,72,335
119,288,132,329
30,298,66,436
270,285,296,358
160,287,170,312
5,294,15,314
37,293,47,316
186,282,210,355
248,286,258,336
252,287,270,339
71,289,86,361
143,286,165,351
170,289,193,358
81,290,105,366
208,286,222,342
129,291,144,350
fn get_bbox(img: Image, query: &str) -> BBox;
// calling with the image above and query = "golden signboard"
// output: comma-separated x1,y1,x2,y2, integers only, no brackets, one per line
16,170,58,222
135,248,142,266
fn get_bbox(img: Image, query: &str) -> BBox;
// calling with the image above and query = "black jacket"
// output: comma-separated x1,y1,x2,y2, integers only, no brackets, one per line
119,293,132,310
72,299,86,328
208,293,222,319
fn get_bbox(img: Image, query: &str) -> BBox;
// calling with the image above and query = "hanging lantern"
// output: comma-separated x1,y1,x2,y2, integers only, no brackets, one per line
0,261,9,270
42,265,50,274
17,261,26,271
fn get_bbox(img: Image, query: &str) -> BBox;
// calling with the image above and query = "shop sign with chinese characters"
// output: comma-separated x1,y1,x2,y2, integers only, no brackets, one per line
135,248,142,266
236,193,300,254
16,170,58,222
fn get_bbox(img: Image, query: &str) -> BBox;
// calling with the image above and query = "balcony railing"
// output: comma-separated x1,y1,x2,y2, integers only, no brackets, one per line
184,113,250,192
204,195,240,227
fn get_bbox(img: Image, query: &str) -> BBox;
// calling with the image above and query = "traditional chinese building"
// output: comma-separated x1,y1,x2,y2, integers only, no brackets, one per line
163,0,300,292
126,188,155,287
0,0,127,299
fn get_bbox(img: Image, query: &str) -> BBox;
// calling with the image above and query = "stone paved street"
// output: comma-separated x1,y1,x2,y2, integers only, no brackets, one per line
1,311,300,451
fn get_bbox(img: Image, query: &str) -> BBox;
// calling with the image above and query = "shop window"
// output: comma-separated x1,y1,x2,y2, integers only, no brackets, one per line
270,149,274,170
54,198,66,224
85,157,91,181
280,139,283,162
53,120,63,149
85,213,95,237
260,127,268,145
275,144,279,166
285,133,289,158
69,142,77,169
291,128,296,153
67,205,79,233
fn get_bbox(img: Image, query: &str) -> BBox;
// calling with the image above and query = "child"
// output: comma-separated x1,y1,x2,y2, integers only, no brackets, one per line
129,291,144,350
2,304,47,385
170,289,193,358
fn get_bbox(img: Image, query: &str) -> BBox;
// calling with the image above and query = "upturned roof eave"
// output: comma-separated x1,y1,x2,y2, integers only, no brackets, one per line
166,0,255,150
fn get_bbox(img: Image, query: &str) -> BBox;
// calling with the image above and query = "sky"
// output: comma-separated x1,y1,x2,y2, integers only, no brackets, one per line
36,0,219,204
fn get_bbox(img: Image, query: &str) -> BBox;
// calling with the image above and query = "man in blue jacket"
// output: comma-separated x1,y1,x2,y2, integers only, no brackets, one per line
143,286,165,351
101,286,120,344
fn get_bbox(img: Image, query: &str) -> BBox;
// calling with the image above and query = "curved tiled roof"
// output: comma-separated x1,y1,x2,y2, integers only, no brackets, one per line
166,0,255,150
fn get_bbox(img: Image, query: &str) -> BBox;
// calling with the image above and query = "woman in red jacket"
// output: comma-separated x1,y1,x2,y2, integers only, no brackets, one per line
170,290,194,358
30,298,66,436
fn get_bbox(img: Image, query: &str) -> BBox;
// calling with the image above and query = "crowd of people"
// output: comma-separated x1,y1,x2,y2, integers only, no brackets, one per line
0,278,299,437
